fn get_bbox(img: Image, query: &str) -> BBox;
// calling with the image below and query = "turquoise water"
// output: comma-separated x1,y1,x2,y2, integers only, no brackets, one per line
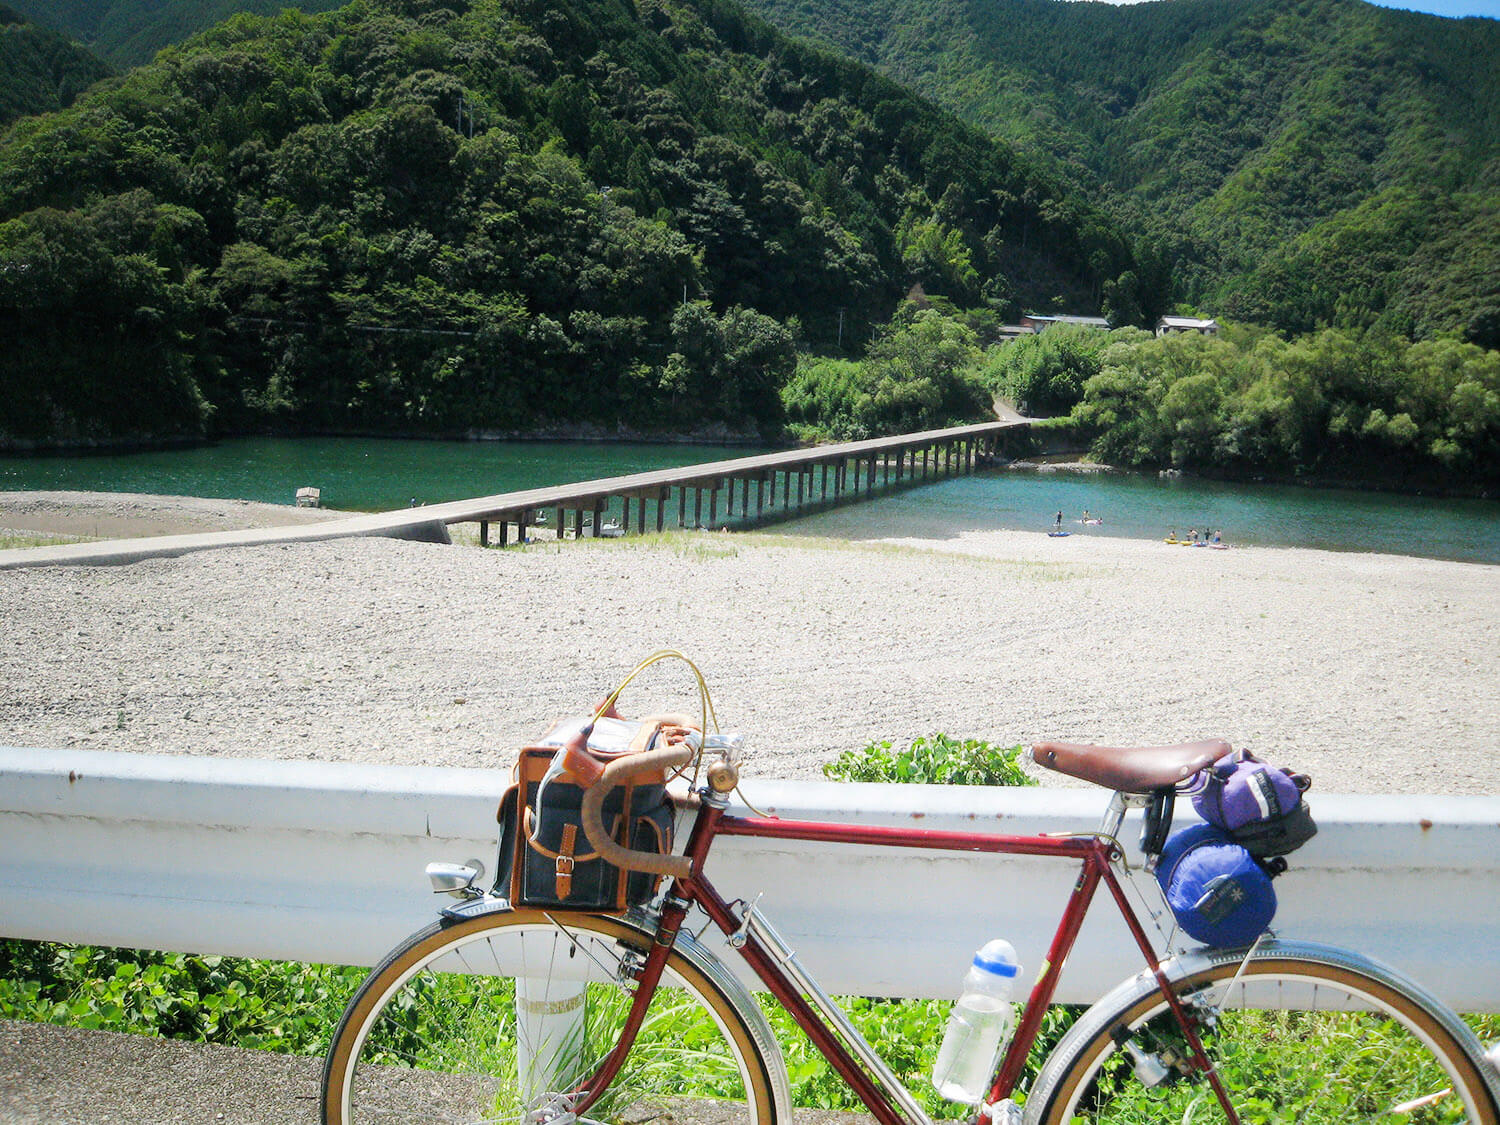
1,437,1496,563
780,468,1500,564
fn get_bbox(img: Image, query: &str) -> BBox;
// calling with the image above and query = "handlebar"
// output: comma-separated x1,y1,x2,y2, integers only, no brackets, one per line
579,742,695,880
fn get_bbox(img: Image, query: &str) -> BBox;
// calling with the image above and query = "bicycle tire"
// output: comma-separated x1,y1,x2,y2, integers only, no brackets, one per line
322,905,789,1125
1026,940,1500,1125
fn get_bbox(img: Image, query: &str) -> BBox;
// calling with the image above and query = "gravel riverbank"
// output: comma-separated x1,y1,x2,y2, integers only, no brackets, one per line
1,491,1496,793
1,489,1497,1124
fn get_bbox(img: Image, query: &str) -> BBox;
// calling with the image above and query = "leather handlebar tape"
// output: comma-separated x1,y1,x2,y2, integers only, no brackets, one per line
580,743,695,880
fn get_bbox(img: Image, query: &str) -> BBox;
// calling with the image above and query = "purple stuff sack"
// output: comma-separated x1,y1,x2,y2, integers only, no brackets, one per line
1187,748,1317,859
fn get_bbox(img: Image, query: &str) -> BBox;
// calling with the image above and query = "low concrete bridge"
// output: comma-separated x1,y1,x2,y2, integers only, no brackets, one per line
0,420,1029,569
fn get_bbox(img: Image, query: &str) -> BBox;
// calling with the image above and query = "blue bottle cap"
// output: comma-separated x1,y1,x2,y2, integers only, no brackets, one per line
973,941,1019,977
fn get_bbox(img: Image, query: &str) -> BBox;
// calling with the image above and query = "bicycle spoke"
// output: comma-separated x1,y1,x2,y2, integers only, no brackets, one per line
1032,951,1496,1125
324,912,781,1125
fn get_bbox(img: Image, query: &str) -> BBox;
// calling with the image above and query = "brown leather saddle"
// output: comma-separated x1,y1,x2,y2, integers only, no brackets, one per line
1033,739,1231,794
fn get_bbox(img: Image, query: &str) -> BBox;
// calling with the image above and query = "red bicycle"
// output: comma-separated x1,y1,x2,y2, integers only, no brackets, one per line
323,704,1499,1125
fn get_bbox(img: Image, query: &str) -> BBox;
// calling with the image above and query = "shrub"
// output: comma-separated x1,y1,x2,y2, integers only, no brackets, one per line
823,733,1034,787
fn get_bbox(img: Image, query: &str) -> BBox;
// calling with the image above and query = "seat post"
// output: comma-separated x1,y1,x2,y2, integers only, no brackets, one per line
1099,791,1151,841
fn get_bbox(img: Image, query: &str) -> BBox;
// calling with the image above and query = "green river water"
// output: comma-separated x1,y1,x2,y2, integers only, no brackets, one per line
1,437,1496,564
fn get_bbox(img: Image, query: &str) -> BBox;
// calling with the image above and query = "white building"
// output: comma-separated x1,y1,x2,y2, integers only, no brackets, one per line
1020,314,1111,332
1156,316,1219,337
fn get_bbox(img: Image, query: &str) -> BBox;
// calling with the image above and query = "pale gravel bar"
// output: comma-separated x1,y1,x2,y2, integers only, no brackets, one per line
1,490,1496,794
0,490,1498,1123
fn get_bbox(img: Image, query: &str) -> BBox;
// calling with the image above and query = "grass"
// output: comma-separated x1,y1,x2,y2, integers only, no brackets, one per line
5,937,1500,1120
466,523,1092,582
0,531,83,549
1079,1006,1500,1124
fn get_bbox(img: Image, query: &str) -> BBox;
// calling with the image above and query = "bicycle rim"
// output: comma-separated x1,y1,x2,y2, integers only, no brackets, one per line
322,909,782,1125
1029,946,1500,1125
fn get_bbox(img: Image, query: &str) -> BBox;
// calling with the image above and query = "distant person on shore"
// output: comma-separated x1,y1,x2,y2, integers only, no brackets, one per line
1054,510,1063,531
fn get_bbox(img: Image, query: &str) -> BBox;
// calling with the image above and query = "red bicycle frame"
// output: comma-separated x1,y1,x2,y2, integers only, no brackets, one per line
585,795,1237,1125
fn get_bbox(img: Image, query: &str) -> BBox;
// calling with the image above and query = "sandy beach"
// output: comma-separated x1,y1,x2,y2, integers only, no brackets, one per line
0,489,1496,794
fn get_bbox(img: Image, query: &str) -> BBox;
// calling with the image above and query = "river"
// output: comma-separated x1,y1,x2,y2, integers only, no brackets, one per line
1,436,1496,563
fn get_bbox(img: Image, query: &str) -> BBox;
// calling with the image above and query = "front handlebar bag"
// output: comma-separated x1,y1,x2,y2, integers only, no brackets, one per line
1156,824,1277,948
493,720,679,912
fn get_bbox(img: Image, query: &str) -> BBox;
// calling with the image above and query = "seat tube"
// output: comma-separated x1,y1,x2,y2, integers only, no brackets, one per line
987,850,1106,1101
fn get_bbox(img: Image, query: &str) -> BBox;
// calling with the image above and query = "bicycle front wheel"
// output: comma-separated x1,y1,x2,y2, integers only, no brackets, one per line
322,906,787,1125
1027,941,1499,1125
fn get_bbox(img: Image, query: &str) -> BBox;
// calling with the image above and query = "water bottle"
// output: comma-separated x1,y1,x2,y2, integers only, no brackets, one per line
930,939,1020,1104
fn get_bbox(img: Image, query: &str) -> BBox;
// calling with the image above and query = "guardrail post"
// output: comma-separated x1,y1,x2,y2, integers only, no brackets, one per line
516,977,587,1101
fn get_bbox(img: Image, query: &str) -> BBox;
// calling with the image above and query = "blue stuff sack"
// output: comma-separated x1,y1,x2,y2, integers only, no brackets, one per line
1156,824,1276,948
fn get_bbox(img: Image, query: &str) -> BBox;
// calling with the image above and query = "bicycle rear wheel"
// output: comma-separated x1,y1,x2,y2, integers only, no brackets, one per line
1027,941,1499,1125
322,906,787,1125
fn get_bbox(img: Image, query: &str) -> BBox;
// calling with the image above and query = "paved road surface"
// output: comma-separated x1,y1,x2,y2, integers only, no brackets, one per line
0,1020,322,1124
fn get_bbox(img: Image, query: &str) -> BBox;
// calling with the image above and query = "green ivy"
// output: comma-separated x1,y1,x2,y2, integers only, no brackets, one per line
823,732,1036,788
0,939,361,1054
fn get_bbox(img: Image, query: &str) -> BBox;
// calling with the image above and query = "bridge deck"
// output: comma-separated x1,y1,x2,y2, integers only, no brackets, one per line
0,420,1029,568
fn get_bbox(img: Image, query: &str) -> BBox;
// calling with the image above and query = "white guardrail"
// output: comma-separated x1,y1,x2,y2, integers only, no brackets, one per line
2,746,1498,1011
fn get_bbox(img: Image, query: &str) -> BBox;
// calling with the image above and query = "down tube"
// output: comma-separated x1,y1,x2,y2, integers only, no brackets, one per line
689,873,914,1125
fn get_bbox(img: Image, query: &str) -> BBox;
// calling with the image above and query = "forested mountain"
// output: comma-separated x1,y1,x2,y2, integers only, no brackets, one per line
4,0,347,68
0,4,112,124
735,0,1500,347
0,0,1149,448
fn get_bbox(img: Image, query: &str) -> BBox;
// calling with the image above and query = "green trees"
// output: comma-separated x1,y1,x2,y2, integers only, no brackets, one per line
658,301,796,425
980,323,1117,417
4,0,350,69
0,5,112,125
735,0,1500,343
0,193,213,447
782,303,989,438
859,305,988,432
0,0,1135,449
1065,326,1500,491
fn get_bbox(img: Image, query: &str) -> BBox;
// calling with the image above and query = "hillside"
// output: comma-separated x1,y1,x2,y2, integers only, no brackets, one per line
4,0,347,68
0,4,112,124
0,0,1149,449
735,0,1500,346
